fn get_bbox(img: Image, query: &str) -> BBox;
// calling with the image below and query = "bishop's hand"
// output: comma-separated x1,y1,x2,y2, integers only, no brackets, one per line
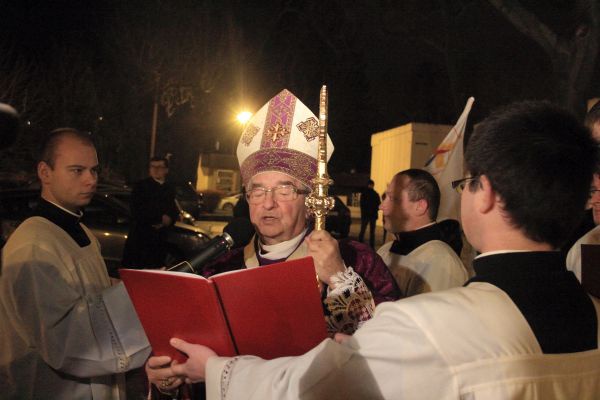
306,230,345,286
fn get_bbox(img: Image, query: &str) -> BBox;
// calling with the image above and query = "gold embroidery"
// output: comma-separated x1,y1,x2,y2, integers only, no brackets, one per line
266,122,290,142
297,117,319,141
241,124,259,146
240,148,316,188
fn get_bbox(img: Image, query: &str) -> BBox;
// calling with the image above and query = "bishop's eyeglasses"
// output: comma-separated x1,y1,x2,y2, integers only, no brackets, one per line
246,185,310,204
451,175,480,194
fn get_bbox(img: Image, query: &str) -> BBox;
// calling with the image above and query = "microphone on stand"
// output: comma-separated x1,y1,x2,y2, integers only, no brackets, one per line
168,217,255,274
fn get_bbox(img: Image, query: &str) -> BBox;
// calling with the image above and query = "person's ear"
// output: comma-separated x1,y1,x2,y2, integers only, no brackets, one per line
414,198,429,217
477,175,496,214
37,161,52,184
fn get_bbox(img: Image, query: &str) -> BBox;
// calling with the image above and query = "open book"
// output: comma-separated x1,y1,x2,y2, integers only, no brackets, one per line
120,257,328,362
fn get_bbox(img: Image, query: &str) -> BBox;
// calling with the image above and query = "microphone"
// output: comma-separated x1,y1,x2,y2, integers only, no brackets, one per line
168,217,255,274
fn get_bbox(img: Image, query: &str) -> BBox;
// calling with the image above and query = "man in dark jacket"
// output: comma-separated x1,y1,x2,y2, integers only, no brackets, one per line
359,179,381,247
122,156,179,268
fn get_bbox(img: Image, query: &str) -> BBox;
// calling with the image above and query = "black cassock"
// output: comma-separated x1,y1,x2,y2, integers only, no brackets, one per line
122,177,179,268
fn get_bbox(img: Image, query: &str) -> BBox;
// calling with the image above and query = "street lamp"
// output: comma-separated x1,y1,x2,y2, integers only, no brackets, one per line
236,111,252,125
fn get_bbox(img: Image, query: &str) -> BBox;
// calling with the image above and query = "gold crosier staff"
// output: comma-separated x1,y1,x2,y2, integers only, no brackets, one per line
305,85,335,230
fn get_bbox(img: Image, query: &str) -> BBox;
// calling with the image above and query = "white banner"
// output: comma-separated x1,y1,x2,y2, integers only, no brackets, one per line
425,97,475,221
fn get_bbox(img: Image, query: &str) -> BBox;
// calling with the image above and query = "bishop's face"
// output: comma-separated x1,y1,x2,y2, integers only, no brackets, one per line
247,171,308,245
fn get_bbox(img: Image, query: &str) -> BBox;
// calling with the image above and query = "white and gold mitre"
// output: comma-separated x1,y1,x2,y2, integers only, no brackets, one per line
236,89,334,189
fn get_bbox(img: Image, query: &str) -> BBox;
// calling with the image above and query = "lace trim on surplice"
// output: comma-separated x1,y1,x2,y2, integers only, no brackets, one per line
324,267,376,334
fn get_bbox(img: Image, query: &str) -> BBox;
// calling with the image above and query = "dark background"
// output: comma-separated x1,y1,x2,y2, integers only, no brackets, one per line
1,0,598,184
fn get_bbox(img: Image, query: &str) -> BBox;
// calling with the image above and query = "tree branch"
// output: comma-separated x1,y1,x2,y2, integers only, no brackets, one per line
487,0,564,56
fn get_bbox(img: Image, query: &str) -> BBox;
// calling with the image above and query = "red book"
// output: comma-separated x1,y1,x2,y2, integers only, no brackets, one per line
120,257,327,362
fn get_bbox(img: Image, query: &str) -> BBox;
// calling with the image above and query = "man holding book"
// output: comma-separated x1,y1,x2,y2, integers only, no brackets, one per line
148,101,600,399
146,89,400,395
198,89,400,335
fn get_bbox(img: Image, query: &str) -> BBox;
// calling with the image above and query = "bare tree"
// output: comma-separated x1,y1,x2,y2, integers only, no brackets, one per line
107,0,237,121
361,0,600,120
34,44,103,129
102,0,243,179
0,41,45,125
0,42,48,173
488,0,600,114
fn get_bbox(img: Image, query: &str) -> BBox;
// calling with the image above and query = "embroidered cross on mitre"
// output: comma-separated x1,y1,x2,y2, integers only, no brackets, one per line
266,122,289,142
297,117,319,141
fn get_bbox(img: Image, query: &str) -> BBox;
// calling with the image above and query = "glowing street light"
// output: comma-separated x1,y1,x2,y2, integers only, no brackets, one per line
236,111,253,125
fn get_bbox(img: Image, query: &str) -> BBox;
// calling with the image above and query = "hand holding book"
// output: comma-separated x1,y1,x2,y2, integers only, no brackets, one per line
121,256,328,363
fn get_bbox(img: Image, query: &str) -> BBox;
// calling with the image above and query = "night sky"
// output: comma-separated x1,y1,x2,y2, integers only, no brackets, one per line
1,0,598,182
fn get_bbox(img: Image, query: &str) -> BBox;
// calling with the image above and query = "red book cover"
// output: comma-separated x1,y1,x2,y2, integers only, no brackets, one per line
120,256,327,362
120,269,236,363
212,257,328,359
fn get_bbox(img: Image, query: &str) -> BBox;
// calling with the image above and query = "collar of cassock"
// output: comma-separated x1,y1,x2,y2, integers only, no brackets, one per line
389,222,443,255
255,226,311,265
469,251,564,278
467,251,597,354
34,198,91,247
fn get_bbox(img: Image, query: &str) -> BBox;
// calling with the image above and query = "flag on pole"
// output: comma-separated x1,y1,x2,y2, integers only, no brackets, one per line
424,97,475,221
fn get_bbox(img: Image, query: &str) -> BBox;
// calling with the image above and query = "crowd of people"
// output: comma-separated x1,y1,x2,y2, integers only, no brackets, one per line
1,90,600,400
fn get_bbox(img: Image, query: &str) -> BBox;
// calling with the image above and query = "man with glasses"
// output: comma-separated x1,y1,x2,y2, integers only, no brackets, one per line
122,156,179,268
377,168,467,297
560,102,600,257
146,89,400,397
198,90,400,334
566,171,600,279
148,101,600,399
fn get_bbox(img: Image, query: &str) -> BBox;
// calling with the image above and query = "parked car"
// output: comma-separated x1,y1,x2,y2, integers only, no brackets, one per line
174,181,204,218
0,188,212,276
218,192,242,213
95,185,194,227
325,196,352,239
98,181,204,219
